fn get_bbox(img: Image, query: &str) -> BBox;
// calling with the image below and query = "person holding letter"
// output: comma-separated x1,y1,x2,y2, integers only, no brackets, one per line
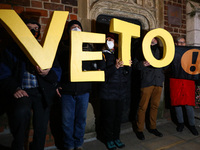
170,36,199,136
57,20,94,150
133,37,164,140
98,33,131,150
0,19,61,150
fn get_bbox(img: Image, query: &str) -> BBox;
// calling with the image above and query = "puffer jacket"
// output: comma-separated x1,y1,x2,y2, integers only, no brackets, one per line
98,49,131,100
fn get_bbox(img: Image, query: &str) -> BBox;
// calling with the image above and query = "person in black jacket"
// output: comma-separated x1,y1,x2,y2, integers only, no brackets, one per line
98,33,131,150
57,20,94,150
133,37,164,140
0,20,61,150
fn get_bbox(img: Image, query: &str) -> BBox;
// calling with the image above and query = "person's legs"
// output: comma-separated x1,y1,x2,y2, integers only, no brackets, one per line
147,86,163,137
74,93,89,149
185,105,195,126
101,99,115,142
175,106,184,132
113,99,125,148
101,99,117,150
61,94,76,149
113,99,123,140
149,86,162,129
175,106,184,124
185,105,198,135
29,88,51,150
8,97,31,150
137,86,153,132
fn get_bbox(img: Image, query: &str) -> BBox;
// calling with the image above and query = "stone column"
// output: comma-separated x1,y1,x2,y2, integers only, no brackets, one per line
187,10,200,46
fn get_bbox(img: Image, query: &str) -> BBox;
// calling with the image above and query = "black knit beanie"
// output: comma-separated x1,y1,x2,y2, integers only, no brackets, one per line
66,20,83,34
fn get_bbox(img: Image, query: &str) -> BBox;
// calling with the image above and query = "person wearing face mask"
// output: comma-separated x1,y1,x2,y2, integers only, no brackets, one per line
57,20,94,150
25,20,41,39
0,19,61,150
97,33,131,150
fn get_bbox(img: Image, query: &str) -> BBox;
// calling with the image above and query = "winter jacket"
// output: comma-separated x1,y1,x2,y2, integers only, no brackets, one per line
0,43,61,106
98,49,131,100
58,40,93,95
133,44,165,88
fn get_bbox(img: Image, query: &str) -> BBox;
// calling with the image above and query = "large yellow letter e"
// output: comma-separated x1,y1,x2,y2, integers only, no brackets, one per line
70,31,105,82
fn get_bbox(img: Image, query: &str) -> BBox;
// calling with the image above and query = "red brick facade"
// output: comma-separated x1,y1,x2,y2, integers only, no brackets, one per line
164,0,187,39
0,0,78,37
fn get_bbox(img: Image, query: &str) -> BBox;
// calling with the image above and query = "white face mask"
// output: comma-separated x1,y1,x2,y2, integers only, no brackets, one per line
107,40,114,49
71,27,81,32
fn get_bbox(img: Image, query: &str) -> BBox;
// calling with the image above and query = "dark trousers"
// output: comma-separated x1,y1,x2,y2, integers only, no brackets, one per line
7,88,51,150
101,99,124,142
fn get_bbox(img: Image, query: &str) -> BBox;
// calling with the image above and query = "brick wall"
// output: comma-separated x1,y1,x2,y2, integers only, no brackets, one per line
0,0,78,148
164,0,187,38
0,0,78,37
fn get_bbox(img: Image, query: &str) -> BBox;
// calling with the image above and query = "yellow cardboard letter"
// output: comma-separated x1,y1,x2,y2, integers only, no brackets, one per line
110,18,140,66
142,28,175,68
70,31,105,82
0,9,68,69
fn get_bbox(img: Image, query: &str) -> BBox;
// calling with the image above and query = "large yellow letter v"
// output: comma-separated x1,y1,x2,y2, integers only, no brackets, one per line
0,10,69,69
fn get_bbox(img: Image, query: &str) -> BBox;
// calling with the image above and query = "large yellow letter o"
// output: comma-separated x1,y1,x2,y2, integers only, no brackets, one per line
142,28,175,68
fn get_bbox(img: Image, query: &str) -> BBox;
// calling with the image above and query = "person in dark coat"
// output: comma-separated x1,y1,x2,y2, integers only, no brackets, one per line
133,37,164,140
0,20,61,150
57,20,94,150
98,33,131,150
170,36,198,136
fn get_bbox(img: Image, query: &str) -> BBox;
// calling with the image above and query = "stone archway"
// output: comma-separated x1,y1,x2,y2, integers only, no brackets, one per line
89,0,158,31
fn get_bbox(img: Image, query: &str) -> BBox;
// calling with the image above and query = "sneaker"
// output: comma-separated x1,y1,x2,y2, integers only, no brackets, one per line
149,129,163,137
176,123,184,132
135,131,145,140
114,139,125,148
106,141,117,150
189,126,199,136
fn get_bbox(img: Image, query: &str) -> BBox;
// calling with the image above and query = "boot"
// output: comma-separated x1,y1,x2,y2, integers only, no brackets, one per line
176,123,184,132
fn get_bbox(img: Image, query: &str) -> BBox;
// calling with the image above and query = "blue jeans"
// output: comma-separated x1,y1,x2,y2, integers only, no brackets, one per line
61,93,89,149
175,105,195,126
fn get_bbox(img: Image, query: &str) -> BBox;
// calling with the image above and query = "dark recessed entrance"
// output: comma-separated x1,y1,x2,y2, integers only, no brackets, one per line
96,14,142,34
